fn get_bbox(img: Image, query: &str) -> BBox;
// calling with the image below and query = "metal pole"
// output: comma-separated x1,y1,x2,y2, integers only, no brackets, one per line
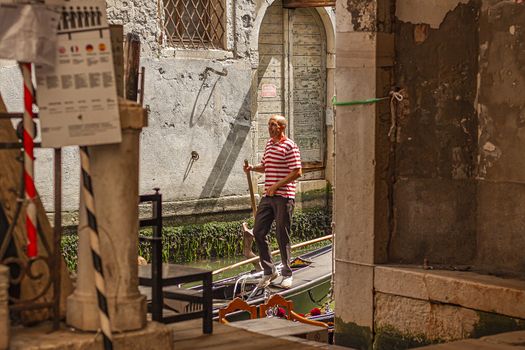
20,62,37,258
52,148,62,330
79,146,113,350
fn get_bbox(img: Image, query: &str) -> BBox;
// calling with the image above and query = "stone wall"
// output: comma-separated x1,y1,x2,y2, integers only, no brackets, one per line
390,0,480,266
476,1,525,275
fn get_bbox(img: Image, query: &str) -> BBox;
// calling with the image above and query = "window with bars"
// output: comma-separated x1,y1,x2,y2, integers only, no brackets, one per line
162,0,225,49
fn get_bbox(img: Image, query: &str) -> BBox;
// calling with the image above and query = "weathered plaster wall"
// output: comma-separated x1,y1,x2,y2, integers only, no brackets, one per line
392,0,525,275
476,1,525,275
391,0,480,265
140,58,253,202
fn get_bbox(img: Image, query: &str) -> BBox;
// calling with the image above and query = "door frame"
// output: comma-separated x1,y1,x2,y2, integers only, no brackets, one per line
253,1,335,180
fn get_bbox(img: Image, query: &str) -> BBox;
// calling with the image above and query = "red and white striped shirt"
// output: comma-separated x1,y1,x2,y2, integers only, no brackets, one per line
262,137,302,199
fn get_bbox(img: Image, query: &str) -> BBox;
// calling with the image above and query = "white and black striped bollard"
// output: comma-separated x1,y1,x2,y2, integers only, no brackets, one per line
79,146,113,350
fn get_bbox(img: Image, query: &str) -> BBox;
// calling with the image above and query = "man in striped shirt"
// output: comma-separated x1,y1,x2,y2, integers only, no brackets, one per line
243,115,302,289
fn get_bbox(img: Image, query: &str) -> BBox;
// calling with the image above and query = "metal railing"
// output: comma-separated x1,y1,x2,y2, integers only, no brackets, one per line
160,0,225,49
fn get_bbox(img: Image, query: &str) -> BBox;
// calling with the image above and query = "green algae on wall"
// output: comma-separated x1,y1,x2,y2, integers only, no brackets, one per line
373,326,437,350
471,311,525,338
334,317,373,350
369,311,525,350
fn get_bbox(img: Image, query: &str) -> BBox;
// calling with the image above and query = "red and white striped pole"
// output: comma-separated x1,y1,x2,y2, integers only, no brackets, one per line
20,62,37,258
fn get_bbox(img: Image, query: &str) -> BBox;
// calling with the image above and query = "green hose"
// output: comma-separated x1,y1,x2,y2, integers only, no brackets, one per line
331,95,389,106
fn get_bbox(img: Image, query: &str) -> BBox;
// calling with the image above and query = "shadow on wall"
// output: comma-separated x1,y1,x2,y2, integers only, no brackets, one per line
190,67,228,128
196,90,252,207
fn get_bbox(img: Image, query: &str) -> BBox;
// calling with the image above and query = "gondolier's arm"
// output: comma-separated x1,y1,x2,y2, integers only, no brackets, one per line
243,163,265,173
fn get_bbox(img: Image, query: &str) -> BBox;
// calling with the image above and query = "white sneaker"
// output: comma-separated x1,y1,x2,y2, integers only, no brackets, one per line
257,272,278,288
272,275,293,289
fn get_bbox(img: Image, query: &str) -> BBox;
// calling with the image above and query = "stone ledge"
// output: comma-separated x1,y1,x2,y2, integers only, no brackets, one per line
375,265,525,320
160,194,256,217
413,330,525,349
9,321,173,350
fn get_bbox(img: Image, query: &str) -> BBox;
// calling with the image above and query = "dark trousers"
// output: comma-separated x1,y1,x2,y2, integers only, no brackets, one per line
253,196,294,277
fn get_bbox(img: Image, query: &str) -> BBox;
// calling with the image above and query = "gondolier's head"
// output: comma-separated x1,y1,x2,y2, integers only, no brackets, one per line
268,115,286,139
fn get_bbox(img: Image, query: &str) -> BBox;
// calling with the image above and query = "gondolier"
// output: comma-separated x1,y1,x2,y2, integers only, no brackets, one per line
243,115,302,289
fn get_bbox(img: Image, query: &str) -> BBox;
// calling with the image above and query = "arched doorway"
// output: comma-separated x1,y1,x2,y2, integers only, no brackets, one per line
257,0,327,180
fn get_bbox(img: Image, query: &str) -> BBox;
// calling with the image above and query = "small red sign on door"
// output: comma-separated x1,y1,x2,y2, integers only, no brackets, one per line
261,84,277,98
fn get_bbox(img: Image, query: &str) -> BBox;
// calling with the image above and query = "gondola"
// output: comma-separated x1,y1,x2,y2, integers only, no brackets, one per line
175,243,334,322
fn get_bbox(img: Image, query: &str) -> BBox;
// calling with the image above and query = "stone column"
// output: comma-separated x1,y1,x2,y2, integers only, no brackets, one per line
333,0,394,348
0,265,9,350
67,100,147,332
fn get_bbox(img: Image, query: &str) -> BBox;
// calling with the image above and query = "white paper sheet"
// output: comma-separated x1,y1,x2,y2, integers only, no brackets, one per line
0,3,60,65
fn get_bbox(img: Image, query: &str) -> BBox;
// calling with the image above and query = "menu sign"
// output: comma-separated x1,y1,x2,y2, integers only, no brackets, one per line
36,0,121,148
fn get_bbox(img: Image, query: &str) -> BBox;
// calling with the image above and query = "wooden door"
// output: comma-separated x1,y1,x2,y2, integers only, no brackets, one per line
257,2,326,179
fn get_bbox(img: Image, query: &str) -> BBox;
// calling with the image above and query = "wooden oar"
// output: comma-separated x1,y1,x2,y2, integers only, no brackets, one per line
242,160,259,263
213,234,333,275
244,159,257,218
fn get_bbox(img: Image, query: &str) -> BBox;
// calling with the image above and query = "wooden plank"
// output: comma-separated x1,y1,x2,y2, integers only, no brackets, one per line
124,32,141,102
229,318,326,337
292,24,321,35
283,0,335,8
266,1,284,14
258,101,284,113
283,9,291,133
294,66,322,76
293,45,322,56
259,55,283,67
259,44,284,55
110,25,124,98
258,65,284,79
259,34,285,45
0,95,73,322
292,55,322,67
294,79,322,90
291,11,325,165
260,23,284,35
261,13,283,25
293,14,319,25
293,34,321,45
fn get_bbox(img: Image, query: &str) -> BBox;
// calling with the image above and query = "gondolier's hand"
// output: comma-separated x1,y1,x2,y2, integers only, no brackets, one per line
266,184,278,196
243,163,252,173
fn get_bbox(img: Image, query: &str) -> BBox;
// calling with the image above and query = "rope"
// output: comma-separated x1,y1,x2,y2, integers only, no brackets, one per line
388,90,404,140
20,62,37,258
80,146,113,350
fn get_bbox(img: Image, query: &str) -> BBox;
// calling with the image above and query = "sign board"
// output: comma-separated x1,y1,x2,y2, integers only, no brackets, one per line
35,0,121,148
261,84,277,98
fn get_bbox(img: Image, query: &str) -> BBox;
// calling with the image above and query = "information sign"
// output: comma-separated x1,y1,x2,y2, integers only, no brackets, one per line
35,0,121,147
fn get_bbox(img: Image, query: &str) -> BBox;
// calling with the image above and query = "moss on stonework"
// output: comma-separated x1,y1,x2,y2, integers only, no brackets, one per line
334,317,373,350
373,326,438,350
297,187,331,202
471,311,525,338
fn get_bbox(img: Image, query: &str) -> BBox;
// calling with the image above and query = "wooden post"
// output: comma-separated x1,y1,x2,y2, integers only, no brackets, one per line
124,33,141,102
110,25,125,98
